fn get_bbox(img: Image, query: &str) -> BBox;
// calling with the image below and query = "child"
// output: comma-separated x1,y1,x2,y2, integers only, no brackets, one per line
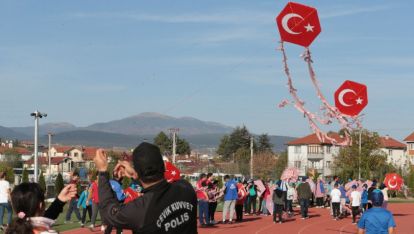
330,183,341,220
272,184,285,224
77,186,92,227
286,182,295,216
6,182,77,234
236,181,247,222
361,184,368,212
350,185,361,224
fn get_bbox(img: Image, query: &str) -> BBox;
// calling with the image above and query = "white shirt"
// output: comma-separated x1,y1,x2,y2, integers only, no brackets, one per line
0,180,10,203
382,188,389,201
330,188,341,203
350,190,361,207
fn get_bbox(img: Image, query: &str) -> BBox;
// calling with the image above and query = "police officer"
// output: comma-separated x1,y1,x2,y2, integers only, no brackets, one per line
94,142,197,233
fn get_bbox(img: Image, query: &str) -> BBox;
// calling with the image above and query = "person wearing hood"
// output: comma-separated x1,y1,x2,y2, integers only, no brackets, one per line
272,182,286,224
296,177,312,219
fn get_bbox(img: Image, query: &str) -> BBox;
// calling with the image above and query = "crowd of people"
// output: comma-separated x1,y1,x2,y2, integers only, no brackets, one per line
0,142,402,233
195,174,398,233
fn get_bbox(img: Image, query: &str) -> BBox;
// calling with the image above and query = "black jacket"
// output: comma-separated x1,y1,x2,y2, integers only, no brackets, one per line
44,198,65,220
98,172,197,233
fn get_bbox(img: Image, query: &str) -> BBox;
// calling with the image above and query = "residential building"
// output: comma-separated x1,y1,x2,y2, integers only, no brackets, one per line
404,132,414,164
379,136,408,170
287,132,343,178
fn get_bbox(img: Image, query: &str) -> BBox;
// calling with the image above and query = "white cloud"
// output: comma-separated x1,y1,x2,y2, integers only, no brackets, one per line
320,5,390,19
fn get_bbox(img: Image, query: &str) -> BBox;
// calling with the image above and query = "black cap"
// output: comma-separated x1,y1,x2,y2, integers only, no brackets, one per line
132,142,165,182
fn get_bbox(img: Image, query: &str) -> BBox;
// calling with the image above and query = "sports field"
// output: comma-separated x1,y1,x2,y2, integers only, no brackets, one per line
62,203,414,234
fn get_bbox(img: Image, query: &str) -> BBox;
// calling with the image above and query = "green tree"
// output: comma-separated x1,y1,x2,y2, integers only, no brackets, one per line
55,173,64,195
3,148,22,168
257,134,273,153
217,126,253,160
0,164,14,183
154,132,171,154
176,136,191,155
39,171,46,192
22,168,29,183
274,151,288,180
333,129,388,179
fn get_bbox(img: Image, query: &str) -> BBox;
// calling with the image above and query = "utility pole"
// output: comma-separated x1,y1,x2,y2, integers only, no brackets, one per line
169,128,179,163
48,132,54,183
250,136,254,179
30,111,47,183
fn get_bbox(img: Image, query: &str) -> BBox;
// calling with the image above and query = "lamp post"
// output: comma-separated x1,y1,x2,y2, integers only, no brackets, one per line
48,132,54,183
358,128,362,180
250,136,254,179
30,111,47,182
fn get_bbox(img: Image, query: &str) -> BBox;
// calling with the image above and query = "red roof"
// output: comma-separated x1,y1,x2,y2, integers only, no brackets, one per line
54,146,74,153
287,132,345,145
380,136,406,149
25,156,67,165
82,147,99,160
0,147,31,155
404,132,414,142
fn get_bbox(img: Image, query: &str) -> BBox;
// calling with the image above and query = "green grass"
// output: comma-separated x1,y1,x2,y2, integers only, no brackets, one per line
0,203,103,233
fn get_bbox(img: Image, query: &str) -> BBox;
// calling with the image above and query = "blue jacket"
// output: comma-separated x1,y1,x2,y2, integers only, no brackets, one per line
110,179,126,202
77,190,91,208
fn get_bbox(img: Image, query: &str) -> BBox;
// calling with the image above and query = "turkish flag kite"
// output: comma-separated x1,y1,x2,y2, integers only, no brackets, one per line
384,173,404,191
276,2,321,47
164,161,181,183
334,80,368,116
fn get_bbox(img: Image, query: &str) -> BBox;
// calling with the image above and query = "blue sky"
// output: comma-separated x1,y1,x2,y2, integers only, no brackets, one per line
0,0,413,140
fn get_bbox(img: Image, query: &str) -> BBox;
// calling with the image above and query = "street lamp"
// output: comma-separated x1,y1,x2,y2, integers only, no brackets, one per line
30,111,47,182
358,128,362,180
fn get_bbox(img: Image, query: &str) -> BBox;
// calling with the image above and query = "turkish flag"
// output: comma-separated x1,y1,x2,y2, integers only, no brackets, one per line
384,173,404,191
334,80,368,116
276,2,321,47
164,161,181,183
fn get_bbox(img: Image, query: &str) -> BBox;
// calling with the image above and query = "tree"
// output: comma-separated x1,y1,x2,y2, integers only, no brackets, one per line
3,148,22,168
154,132,171,154
333,129,388,179
55,173,64,195
176,136,191,155
39,171,46,192
22,168,29,183
274,151,288,180
0,164,14,184
257,134,273,153
217,126,253,160
253,152,277,180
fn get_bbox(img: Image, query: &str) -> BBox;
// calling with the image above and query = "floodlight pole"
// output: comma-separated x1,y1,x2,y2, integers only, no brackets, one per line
250,136,254,179
48,132,54,183
358,128,362,180
30,111,47,182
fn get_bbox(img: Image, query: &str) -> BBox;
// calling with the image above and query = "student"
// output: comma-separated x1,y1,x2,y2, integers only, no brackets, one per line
286,182,295,216
197,181,210,227
246,180,257,215
235,181,247,222
350,185,361,224
6,183,77,234
77,186,92,227
357,189,396,234
315,178,325,208
0,172,12,230
65,172,81,224
297,177,312,219
379,183,389,209
272,184,285,224
361,184,369,212
222,175,238,224
88,173,102,230
330,183,341,220
207,180,219,224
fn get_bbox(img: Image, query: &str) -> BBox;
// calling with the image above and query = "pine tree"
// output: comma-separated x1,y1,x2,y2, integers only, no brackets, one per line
39,171,46,193
55,173,64,195
22,168,29,183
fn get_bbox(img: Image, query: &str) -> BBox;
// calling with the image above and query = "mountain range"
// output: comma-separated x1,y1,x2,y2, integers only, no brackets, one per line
0,112,294,152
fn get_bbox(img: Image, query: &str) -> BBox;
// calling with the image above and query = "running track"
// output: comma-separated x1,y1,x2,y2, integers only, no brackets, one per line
62,203,414,234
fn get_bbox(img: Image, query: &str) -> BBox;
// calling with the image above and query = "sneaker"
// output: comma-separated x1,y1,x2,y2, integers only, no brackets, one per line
301,217,305,220
80,223,84,227
101,225,106,231
228,221,234,224
279,221,282,224
64,221,72,224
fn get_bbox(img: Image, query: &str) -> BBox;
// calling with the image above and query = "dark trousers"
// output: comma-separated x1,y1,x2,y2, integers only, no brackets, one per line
66,199,81,221
81,206,92,224
0,202,12,225
198,200,209,225
246,195,257,214
208,202,217,222
300,199,309,218
361,203,368,212
273,204,284,222
286,200,293,213
351,206,360,223
324,195,331,207
104,225,122,234
235,204,243,221
332,202,340,218
316,197,324,207
258,197,263,214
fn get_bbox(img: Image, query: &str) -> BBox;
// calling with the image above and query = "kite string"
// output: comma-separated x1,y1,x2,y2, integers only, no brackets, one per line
279,41,341,144
301,48,365,145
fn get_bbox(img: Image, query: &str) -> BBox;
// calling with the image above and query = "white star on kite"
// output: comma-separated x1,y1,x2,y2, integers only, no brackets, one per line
171,170,176,176
356,97,363,105
304,23,314,32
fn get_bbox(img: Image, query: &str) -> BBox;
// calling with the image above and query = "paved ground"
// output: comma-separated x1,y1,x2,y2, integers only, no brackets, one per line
62,203,414,234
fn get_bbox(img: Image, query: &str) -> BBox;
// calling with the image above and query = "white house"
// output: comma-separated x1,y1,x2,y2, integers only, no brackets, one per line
403,132,414,165
287,132,343,178
379,136,408,170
